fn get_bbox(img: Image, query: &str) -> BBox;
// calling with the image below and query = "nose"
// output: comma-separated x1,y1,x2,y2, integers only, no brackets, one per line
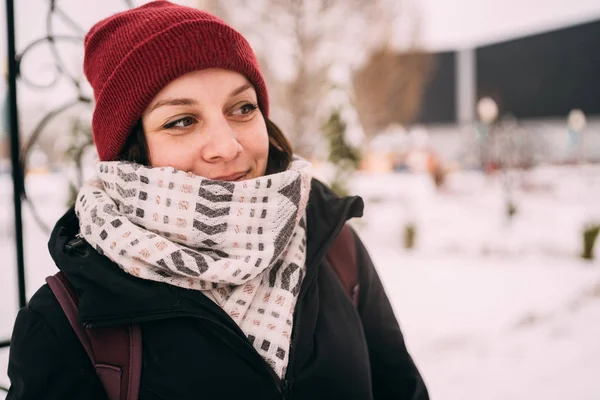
199,120,241,162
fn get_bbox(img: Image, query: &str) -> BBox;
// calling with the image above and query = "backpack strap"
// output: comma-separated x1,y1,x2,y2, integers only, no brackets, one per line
325,224,360,307
46,272,142,400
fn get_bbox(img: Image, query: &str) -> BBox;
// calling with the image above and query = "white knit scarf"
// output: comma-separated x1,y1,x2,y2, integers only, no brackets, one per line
75,158,313,378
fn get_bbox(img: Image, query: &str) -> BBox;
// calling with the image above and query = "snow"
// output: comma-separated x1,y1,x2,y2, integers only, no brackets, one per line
369,256,600,400
352,165,600,400
0,165,599,399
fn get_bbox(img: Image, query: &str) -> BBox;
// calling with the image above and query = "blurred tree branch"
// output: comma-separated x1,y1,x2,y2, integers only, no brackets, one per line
200,0,421,159
352,49,433,138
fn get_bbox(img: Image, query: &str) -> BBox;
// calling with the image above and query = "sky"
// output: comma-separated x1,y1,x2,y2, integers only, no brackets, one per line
419,0,600,50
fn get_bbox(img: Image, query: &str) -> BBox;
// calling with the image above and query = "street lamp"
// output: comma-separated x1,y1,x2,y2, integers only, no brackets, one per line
477,97,499,125
567,109,586,132
567,109,586,162
475,97,499,172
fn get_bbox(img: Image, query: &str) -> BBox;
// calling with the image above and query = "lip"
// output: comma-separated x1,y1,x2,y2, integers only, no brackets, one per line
212,170,250,182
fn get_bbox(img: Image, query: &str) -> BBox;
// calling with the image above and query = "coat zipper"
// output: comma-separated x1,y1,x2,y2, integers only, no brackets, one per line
279,216,351,397
64,234,86,254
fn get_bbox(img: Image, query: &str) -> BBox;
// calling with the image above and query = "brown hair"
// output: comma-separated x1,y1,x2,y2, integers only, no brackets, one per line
116,116,293,175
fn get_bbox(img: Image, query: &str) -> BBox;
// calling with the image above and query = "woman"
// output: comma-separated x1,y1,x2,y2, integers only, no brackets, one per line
7,2,428,399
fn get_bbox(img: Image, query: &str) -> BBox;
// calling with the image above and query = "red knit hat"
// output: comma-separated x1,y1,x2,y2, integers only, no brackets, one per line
84,1,269,161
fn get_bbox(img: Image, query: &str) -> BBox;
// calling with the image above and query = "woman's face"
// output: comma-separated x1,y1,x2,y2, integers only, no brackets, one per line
141,69,269,181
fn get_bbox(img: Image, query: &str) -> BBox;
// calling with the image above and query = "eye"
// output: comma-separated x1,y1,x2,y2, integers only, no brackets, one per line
231,102,258,117
164,116,196,129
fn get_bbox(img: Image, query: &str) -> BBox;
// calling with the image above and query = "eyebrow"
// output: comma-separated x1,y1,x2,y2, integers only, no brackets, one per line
229,83,253,97
147,83,255,114
148,98,198,113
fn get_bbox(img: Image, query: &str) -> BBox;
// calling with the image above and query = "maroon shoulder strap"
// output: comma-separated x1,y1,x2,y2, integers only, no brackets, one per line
46,272,142,400
325,224,360,307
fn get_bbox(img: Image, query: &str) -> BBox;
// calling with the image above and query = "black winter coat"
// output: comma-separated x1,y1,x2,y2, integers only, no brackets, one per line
7,180,428,400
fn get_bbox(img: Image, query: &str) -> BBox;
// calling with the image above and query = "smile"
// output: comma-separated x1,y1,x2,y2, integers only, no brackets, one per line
212,170,249,182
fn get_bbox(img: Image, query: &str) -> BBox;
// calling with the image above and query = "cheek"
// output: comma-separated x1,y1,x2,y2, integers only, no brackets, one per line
240,128,269,164
146,135,197,170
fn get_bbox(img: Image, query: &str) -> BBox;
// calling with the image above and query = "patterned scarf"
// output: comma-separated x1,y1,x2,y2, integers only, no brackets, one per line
75,158,313,378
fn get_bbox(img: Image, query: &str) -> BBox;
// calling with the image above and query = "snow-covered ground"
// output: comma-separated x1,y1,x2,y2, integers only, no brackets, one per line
352,165,600,400
0,164,599,399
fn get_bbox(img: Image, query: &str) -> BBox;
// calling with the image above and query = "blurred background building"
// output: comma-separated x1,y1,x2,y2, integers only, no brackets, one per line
0,1,599,399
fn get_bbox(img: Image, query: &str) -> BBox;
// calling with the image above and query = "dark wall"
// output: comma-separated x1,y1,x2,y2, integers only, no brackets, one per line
416,51,456,124
477,19,600,118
